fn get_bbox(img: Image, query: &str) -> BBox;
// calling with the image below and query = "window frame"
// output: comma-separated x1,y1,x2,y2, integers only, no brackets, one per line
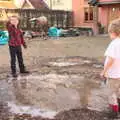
84,6,94,22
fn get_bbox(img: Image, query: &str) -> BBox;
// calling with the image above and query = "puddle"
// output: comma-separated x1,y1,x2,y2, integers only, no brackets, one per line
9,74,82,111
49,62,78,67
83,60,91,64
93,64,103,68
0,57,111,119
8,102,57,119
3,73,110,113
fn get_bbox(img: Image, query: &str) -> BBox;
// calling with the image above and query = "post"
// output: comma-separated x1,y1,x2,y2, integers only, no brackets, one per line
93,5,99,35
50,0,52,9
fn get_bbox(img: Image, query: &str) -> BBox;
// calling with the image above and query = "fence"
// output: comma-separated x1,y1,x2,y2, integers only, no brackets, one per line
5,9,73,31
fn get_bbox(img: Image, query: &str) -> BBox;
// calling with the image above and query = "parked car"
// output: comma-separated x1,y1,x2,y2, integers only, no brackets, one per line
23,31,41,39
0,30,9,45
60,28,80,37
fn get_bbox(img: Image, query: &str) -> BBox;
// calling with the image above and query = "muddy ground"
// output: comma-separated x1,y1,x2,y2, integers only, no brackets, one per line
0,36,117,120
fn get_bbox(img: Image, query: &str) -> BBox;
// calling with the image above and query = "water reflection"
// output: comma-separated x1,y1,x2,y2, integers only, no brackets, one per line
10,74,82,111
12,77,30,105
0,73,108,113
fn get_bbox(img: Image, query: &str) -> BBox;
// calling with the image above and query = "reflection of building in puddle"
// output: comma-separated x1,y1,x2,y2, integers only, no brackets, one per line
8,102,57,119
9,73,106,113
12,78,30,105
11,74,82,111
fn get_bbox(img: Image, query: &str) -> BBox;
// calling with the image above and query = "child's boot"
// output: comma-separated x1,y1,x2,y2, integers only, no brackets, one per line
11,65,17,78
109,93,119,118
20,65,30,74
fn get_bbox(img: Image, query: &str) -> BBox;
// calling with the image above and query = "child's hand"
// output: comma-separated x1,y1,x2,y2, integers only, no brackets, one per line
100,70,108,78
100,71,108,86
100,70,105,77
23,43,27,49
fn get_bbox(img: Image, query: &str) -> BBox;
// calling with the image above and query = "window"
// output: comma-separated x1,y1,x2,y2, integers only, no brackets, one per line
57,0,61,3
84,7,94,21
53,0,62,5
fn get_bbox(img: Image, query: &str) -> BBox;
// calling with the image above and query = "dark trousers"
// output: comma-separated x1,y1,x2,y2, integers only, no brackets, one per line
9,46,25,74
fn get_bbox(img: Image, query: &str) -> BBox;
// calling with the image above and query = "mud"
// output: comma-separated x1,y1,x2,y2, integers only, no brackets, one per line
0,36,115,120
0,56,113,119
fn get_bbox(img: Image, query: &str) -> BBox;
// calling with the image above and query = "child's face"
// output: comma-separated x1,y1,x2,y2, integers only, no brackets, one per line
109,32,118,40
9,17,19,26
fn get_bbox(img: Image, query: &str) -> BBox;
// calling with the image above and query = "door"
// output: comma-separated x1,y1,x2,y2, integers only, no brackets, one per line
109,6,120,24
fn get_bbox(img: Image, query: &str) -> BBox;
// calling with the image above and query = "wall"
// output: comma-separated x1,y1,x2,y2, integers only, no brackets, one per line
72,0,82,26
45,0,72,10
13,0,25,8
98,6,109,29
72,0,120,34
98,4,120,32
72,0,98,34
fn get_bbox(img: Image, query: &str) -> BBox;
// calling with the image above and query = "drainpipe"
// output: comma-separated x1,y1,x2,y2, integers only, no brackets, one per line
94,5,99,35
88,0,99,35
50,0,52,9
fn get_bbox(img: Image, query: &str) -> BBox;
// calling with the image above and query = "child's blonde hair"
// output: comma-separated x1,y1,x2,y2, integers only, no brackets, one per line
108,18,120,36
8,15,19,21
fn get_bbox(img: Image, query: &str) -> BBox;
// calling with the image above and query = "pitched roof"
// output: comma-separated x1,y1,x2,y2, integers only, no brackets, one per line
88,0,120,6
88,0,98,6
28,0,49,9
22,0,34,9
0,0,49,9
98,0,120,5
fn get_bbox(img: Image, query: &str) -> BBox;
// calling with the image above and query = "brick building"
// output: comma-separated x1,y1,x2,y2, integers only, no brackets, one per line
72,0,120,34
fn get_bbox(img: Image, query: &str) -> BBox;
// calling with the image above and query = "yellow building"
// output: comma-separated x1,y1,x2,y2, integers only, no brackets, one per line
0,0,16,9
0,0,49,21
0,0,49,9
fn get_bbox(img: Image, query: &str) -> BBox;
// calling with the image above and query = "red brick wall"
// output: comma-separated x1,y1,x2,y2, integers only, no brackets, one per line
72,0,98,34
98,4,120,32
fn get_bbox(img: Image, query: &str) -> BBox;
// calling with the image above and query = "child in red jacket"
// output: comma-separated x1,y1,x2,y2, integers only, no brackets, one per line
7,16,29,77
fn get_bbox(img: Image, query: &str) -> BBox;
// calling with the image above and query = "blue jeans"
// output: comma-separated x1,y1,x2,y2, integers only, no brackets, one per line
9,45,25,74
